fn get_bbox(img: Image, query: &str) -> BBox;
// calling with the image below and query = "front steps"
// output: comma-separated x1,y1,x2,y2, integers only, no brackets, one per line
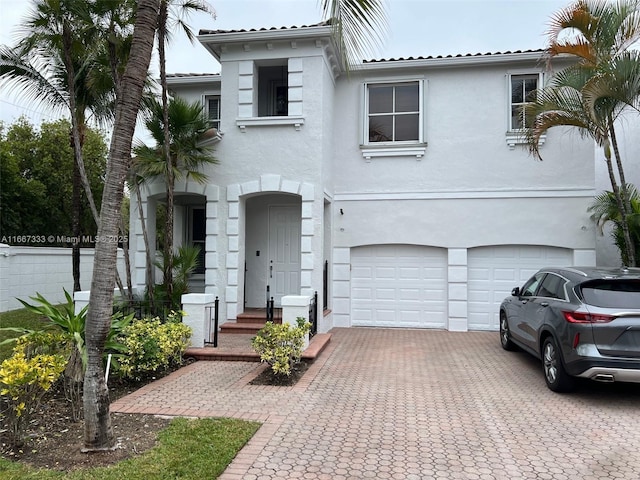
218,308,283,335
184,332,332,362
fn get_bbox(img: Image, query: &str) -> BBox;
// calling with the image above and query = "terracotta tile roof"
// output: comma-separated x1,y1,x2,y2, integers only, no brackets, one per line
199,20,331,36
167,73,219,78
364,49,545,63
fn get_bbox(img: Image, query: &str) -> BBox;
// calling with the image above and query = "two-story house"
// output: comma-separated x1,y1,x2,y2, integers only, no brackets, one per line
129,21,599,333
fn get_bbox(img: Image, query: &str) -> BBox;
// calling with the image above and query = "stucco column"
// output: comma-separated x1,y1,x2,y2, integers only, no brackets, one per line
282,294,311,349
73,290,91,315
448,248,468,332
181,293,217,348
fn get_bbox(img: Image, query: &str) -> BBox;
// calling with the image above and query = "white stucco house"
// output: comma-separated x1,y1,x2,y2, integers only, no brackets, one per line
129,21,637,334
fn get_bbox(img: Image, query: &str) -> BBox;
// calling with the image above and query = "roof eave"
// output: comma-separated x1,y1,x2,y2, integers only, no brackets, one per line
197,25,335,60
355,51,558,71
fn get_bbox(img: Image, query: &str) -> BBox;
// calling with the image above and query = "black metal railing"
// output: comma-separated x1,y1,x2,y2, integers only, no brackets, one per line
323,260,328,310
204,297,220,347
112,300,176,320
266,285,274,322
309,291,318,338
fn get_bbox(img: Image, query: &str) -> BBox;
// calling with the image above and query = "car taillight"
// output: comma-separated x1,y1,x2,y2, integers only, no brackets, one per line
562,311,615,323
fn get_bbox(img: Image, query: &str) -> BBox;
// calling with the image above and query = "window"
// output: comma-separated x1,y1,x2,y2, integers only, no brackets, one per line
537,273,567,300
205,95,220,130
521,272,545,297
258,64,288,117
509,74,538,130
366,81,420,143
190,207,206,275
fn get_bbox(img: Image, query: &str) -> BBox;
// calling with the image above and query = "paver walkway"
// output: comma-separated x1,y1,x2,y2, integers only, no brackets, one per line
111,327,640,479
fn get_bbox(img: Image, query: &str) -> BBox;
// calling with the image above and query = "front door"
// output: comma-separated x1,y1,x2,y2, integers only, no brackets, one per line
268,205,301,305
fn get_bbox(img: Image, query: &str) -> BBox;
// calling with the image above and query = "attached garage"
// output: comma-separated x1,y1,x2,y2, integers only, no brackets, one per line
467,245,573,331
350,245,447,328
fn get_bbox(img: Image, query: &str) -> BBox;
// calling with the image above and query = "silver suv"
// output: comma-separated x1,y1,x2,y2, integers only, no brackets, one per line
500,266,640,392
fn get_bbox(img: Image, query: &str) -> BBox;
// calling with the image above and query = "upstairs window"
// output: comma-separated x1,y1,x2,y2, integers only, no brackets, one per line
366,81,420,143
205,95,221,130
258,63,288,117
510,74,538,130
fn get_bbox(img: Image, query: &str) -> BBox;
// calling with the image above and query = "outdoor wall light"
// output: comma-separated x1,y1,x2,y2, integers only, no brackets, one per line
340,208,344,215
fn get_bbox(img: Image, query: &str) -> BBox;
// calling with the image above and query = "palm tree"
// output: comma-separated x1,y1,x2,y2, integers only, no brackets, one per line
321,0,387,67
83,0,387,451
525,0,640,265
589,184,640,266
0,0,137,290
155,0,213,302
83,0,161,452
133,96,218,307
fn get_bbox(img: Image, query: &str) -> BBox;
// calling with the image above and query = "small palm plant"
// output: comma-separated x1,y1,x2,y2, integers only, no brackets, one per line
589,184,640,267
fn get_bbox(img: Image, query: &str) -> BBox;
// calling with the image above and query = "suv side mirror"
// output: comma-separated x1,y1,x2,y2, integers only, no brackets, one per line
511,287,520,297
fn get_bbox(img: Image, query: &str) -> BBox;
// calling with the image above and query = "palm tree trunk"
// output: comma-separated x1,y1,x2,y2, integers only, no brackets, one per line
83,0,159,452
135,183,156,308
72,160,82,291
159,0,175,303
608,120,635,265
603,143,636,266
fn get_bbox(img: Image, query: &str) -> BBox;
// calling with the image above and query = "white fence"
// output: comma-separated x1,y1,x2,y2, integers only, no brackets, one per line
0,244,126,312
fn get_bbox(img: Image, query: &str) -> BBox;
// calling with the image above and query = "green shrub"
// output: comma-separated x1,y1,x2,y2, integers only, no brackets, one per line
0,334,67,447
251,318,311,377
114,316,192,381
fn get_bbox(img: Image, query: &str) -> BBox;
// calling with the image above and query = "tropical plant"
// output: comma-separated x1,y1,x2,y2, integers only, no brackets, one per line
83,0,387,451
14,289,133,420
0,333,67,447
155,0,214,303
0,0,144,292
524,0,640,266
251,318,311,378
152,244,202,310
113,315,191,381
133,95,217,301
589,184,640,265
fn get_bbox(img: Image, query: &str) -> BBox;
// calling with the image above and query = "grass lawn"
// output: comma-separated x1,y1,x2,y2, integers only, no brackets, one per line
0,306,50,361
0,307,262,479
0,417,261,479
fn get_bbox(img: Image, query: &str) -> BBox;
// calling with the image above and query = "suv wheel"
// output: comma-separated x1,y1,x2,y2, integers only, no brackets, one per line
542,336,575,392
500,312,516,351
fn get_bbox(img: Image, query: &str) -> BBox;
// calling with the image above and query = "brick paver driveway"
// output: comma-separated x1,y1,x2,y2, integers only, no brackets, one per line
112,328,640,479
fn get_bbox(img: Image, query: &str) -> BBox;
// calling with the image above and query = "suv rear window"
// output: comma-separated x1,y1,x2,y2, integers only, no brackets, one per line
580,279,640,308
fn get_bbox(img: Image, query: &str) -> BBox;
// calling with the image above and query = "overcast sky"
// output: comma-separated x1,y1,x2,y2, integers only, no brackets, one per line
0,0,569,126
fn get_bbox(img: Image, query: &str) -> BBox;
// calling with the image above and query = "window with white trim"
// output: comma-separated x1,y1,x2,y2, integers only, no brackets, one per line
365,81,421,143
205,95,220,130
509,74,538,130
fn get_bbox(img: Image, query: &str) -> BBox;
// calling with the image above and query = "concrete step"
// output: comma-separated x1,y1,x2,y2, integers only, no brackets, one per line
184,332,332,363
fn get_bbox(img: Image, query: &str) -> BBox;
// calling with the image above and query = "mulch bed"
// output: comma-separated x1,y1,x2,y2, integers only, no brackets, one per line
1,359,310,472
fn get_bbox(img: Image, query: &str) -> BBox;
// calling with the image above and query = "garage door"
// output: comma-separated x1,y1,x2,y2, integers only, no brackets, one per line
351,245,447,328
468,245,572,331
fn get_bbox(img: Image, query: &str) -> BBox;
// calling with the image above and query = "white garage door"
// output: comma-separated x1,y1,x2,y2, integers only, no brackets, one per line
468,245,573,331
351,245,447,328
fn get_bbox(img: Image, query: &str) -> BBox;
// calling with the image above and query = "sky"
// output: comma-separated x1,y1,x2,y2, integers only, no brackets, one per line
0,0,569,127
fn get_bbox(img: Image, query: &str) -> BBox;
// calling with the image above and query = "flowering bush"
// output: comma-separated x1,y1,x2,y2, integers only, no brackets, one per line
114,316,191,381
251,318,310,377
0,334,67,447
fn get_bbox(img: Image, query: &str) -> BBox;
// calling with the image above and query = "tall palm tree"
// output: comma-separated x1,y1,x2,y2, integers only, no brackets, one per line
83,0,161,452
83,0,387,451
525,0,640,265
0,0,136,290
156,0,214,301
133,96,218,307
